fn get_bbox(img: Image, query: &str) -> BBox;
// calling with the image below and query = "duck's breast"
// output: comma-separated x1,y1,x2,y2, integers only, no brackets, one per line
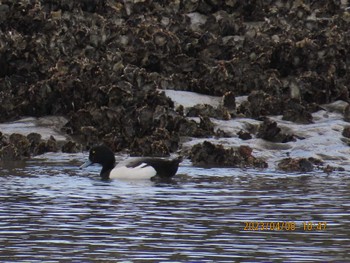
109,163,157,180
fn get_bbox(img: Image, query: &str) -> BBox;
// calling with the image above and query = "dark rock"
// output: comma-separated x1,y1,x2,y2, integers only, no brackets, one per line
222,91,236,112
0,131,70,160
1,0,350,157
0,144,19,161
61,141,81,153
256,118,295,143
342,126,350,138
34,135,59,155
46,136,59,153
257,118,281,141
176,116,215,138
9,133,30,158
277,158,314,172
34,142,49,156
27,132,42,153
323,165,345,174
237,130,252,140
344,104,350,122
238,91,284,119
282,99,313,124
80,126,99,147
0,132,9,148
215,128,231,138
27,132,42,145
189,141,267,168
186,104,231,120
198,116,215,136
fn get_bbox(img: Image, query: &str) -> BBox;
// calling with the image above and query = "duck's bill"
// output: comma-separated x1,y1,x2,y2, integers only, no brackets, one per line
80,160,93,169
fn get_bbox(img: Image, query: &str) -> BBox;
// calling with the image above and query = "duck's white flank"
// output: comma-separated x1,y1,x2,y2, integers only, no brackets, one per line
109,163,157,180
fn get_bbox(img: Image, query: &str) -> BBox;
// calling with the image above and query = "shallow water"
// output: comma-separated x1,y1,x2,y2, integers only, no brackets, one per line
0,153,349,262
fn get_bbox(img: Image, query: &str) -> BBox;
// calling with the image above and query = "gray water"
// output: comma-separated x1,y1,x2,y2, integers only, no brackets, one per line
0,153,349,262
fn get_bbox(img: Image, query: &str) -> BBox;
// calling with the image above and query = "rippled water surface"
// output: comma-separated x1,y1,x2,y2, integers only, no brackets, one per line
0,153,349,262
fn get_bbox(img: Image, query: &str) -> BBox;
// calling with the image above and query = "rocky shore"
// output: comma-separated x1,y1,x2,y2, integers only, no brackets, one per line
1,1,350,172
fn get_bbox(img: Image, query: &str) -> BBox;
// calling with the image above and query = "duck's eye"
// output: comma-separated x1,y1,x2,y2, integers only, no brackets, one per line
92,150,96,155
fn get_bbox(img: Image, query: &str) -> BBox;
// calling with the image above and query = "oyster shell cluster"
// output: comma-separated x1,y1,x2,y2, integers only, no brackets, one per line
1,1,350,169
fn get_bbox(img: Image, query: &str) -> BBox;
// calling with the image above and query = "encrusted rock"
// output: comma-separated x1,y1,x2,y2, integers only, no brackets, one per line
61,141,81,153
277,158,316,172
0,144,19,161
186,104,231,120
256,118,295,143
282,99,313,124
342,126,350,138
9,133,30,158
222,91,236,113
189,141,267,168
237,130,252,140
1,0,350,160
27,132,42,153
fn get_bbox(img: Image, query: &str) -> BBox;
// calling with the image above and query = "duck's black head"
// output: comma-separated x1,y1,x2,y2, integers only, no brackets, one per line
80,145,116,180
89,145,115,165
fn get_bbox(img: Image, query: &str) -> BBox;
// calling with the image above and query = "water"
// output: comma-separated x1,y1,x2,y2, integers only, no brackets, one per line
0,153,349,262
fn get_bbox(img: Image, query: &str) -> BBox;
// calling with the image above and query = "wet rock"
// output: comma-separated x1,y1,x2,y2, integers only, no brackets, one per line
215,128,231,138
282,99,313,124
189,141,267,168
80,126,99,147
257,119,281,141
277,158,315,172
256,118,295,143
61,141,81,153
237,130,252,140
34,136,59,155
128,126,180,157
198,116,215,135
0,131,73,160
222,91,236,113
9,133,30,158
186,104,231,120
238,91,284,119
1,0,350,158
34,142,49,156
130,137,170,157
27,132,42,153
0,133,30,160
322,165,345,174
0,131,9,148
46,136,59,152
176,116,215,138
344,104,350,122
0,144,19,161
342,126,350,138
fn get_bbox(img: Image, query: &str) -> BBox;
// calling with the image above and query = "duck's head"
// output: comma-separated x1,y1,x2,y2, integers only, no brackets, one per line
80,145,116,179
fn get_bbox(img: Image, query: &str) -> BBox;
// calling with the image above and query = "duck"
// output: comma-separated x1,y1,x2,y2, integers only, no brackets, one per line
80,145,182,180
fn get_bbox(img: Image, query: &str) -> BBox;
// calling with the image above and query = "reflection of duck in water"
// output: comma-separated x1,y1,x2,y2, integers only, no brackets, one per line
80,145,182,180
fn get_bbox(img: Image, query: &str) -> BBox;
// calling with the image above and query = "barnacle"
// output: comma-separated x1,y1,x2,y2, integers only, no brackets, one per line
0,0,349,158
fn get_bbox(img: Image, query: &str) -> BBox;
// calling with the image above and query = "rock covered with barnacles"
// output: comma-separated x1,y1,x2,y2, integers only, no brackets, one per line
0,1,350,163
0,132,81,161
189,141,267,168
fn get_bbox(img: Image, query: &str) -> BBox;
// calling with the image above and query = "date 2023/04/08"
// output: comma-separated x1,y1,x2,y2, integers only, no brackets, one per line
243,221,327,231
